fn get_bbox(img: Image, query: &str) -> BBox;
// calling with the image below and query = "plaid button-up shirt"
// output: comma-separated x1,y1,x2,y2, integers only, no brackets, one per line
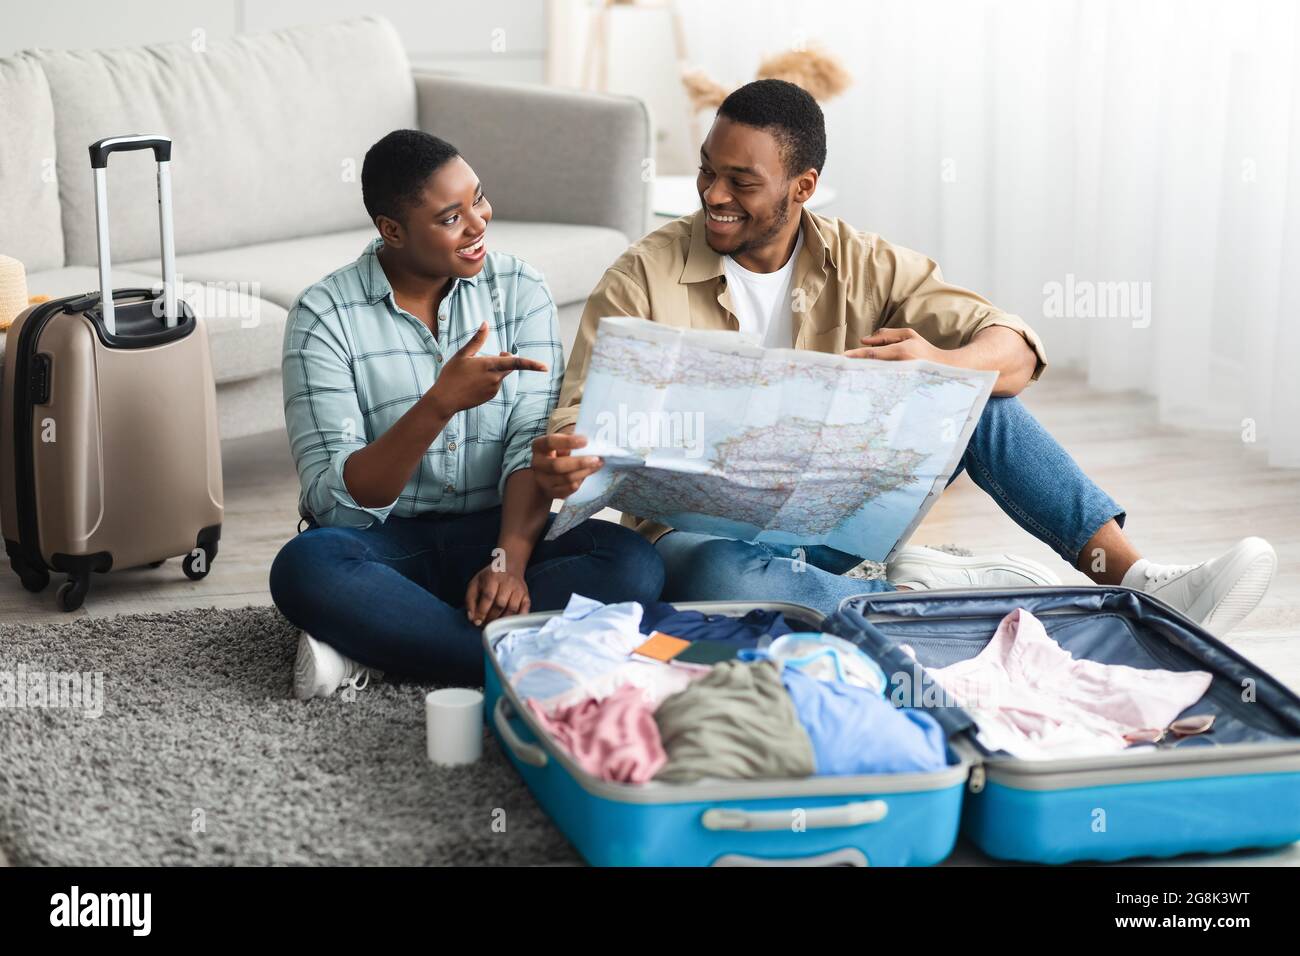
282,238,563,529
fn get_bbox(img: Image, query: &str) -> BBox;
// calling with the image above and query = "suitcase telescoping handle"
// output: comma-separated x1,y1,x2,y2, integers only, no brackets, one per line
88,134,178,336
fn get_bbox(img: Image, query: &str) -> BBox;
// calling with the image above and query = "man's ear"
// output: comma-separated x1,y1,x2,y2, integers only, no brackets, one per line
375,214,405,248
791,168,819,206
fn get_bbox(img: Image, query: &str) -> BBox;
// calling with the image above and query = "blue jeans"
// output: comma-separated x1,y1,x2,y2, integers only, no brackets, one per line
269,509,664,684
656,395,1126,616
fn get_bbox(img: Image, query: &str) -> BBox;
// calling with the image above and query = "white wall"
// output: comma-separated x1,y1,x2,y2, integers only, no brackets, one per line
1,0,547,82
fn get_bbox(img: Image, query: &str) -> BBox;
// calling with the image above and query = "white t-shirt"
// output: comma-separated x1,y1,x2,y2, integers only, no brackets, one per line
722,231,803,348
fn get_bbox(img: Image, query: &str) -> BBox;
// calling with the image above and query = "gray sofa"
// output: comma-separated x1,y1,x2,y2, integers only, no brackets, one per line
0,16,650,439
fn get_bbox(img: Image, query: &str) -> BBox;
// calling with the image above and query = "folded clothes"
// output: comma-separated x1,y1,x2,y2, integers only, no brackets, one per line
527,683,666,784
780,668,948,775
928,607,1214,759
500,599,948,785
742,632,888,694
496,594,643,681
497,595,697,711
638,603,796,648
653,661,815,783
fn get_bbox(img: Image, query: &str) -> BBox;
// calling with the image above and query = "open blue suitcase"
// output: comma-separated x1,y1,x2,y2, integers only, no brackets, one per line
482,586,1300,866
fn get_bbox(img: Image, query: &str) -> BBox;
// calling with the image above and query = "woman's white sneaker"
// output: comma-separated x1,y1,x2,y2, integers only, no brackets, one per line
886,545,1062,590
293,632,378,700
1121,537,1277,635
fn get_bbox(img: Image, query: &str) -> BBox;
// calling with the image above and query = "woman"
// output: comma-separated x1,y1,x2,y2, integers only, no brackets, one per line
269,129,663,698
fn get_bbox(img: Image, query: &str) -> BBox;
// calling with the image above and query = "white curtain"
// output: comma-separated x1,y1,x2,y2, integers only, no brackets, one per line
671,0,1300,467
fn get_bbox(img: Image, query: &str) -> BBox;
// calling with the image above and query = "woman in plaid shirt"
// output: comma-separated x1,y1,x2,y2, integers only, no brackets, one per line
270,130,663,699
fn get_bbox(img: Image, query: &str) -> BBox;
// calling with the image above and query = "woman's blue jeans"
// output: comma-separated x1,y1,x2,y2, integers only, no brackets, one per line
270,509,664,684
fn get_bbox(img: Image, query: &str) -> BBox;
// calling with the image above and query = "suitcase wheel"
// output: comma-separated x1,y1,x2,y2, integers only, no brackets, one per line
182,546,213,581
56,574,90,612
16,563,50,593
148,559,166,568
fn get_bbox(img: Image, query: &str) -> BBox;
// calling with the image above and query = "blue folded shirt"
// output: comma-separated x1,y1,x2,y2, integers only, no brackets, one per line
781,667,948,775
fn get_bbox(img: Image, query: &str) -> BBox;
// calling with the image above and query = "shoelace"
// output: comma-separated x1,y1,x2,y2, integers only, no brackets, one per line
1143,562,1201,586
342,669,371,692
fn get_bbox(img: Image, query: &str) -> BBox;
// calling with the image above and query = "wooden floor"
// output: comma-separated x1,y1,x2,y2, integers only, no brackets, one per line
3,369,1299,865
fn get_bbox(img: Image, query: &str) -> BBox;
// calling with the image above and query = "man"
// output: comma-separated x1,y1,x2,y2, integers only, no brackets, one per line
530,79,1276,633
270,130,663,699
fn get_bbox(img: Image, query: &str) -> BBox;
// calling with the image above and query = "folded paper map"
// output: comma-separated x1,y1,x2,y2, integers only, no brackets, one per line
545,316,996,562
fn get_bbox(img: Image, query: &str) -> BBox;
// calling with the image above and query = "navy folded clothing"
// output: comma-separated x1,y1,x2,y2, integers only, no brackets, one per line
638,603,796,648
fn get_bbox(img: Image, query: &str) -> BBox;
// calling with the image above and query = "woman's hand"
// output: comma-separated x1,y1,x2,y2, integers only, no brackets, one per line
430,321,548,418
465,565,531,627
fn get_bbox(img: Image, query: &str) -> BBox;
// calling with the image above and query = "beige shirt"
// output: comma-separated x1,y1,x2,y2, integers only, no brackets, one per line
549,207,1048,540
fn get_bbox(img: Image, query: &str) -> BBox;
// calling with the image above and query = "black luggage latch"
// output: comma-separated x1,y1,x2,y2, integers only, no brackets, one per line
29,354,51,405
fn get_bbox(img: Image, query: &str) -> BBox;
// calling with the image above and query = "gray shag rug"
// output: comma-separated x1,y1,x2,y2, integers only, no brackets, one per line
0,553,939,866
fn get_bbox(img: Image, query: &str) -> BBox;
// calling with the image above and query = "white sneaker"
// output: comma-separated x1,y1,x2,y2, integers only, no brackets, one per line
1121,537,1277,635
887,545,1062,591
292,632,378,700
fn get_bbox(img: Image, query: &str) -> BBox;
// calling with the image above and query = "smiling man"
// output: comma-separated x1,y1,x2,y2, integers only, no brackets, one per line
531,79,1277,633
269,130,663,699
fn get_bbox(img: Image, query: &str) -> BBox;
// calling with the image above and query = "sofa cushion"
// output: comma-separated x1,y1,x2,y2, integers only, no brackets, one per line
36,16,415,267
23,266,286,386
0,54,64,272
119,220,629,312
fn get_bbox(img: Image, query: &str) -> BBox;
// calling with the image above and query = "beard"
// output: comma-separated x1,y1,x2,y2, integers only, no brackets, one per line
705,194,792,257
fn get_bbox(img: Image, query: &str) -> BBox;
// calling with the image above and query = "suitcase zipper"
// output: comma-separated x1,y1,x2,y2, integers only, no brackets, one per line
8,299,68,572
967,763,985,793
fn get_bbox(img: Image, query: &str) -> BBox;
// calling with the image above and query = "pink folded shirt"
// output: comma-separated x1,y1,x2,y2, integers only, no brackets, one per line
928,608,1213,759
527,683,668,784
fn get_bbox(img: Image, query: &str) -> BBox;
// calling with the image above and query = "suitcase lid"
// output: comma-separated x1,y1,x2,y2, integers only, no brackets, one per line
828,585,1300,786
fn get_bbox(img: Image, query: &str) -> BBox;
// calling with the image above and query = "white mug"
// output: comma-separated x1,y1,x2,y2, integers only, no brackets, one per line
425,688,484,766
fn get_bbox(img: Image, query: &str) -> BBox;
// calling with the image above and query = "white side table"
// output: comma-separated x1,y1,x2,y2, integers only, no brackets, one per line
652,175,837,221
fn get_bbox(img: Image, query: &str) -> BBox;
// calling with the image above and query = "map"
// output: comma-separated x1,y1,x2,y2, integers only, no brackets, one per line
544,316,996,562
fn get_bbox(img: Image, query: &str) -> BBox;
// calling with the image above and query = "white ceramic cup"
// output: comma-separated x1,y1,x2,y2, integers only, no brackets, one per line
425,688,484,766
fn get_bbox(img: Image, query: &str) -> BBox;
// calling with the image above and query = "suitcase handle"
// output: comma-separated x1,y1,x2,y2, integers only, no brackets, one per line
87,134,178,336
712,848,868,866
701,799,889,832
89,134,172,168
493,697,549,768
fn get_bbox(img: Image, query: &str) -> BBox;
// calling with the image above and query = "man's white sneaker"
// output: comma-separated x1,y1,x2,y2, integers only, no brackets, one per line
1121,537,1277,635
886,545,1062,591
292,632,377,700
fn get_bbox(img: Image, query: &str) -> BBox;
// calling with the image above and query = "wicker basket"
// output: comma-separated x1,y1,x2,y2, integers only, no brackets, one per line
0,255,30,331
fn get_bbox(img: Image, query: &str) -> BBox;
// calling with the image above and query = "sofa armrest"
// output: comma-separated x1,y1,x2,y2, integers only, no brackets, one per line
414,70,652,243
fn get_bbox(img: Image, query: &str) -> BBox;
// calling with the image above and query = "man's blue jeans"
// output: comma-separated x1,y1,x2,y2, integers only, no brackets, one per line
656,395,1126,616
270,509,664,684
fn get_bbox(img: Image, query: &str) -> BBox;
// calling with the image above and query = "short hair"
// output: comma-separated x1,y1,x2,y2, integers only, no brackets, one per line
361,129,460,224
717,79,826,177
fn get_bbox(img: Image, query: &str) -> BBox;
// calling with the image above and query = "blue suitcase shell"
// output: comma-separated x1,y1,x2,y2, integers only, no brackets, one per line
828,586,1300,864
483,588,1300,866
483,601,968,867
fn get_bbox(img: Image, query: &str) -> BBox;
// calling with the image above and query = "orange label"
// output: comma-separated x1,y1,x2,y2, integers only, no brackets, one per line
632,631,691,661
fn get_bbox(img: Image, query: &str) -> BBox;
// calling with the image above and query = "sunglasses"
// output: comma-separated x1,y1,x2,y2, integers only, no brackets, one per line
1123,714,1216,747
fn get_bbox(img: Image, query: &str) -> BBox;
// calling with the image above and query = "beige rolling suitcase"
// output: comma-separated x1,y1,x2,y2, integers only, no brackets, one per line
1,134,223,611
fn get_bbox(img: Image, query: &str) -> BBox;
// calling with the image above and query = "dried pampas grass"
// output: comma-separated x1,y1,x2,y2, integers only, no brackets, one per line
682,45,852,112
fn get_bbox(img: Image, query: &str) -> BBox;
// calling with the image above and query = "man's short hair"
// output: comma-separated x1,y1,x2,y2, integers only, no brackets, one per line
361,129,460,224
717,78,826,178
